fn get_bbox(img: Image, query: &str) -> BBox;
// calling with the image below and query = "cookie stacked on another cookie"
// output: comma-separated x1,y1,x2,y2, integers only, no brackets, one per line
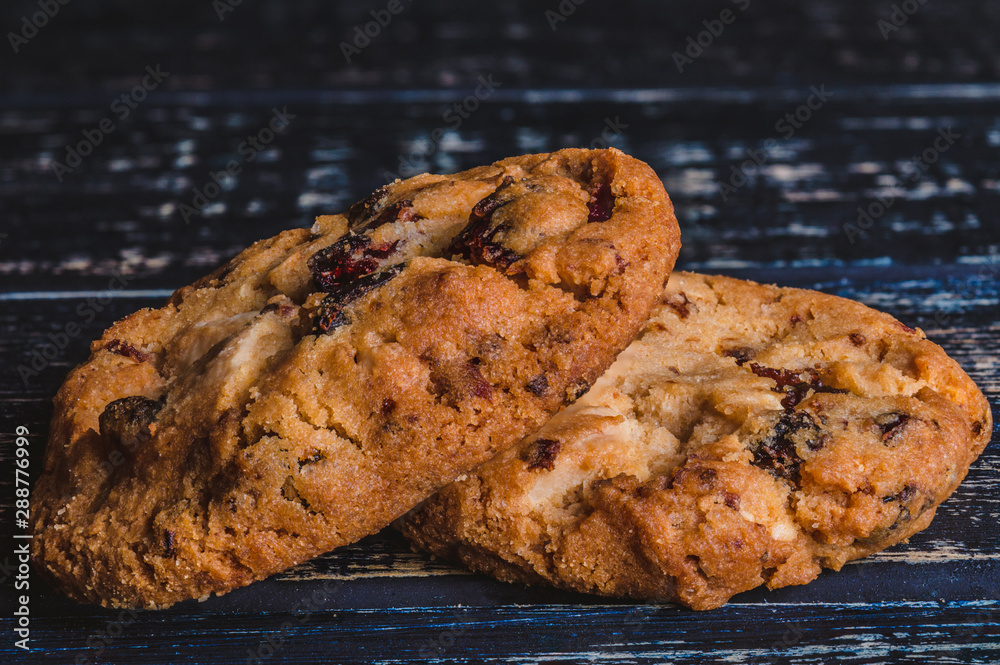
32,147,990,612
401,272,992,610
30,149,681,609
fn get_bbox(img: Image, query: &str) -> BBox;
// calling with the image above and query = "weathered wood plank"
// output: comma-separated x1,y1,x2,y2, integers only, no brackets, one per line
2,95,998,292
2,0,997,92
3,601,998,664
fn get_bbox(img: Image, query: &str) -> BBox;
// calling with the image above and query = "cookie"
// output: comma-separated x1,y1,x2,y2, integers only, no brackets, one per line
30,148,681,609
401,272,992,610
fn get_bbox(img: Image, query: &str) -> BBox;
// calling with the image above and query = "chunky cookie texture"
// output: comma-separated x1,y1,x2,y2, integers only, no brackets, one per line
401,272,992,610
31,148,680,609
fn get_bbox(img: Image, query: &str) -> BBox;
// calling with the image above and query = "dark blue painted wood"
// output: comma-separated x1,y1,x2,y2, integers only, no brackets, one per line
3,92,998,292
2,601,999,664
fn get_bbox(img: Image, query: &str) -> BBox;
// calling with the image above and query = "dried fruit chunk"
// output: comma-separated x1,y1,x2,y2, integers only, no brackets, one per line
587,183,615,222
313,265,404,333
664,291,692,318
723,347,754,365
98,396,164,451
526,374,548,396
105,340,150,363
748,411,820,483
521,438,562,470
447,176,522,270
369,200,420,229
309,234,401,291
747,362,846,409
874,412,912,442
309,199,419,290
345,186,390,228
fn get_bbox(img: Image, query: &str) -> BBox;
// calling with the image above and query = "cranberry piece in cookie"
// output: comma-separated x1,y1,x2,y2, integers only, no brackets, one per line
447,176,522,270
587,183,615,222
309,234,401,290
313,265,404,333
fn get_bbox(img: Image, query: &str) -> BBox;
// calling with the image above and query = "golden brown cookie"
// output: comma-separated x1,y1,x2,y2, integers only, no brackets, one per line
30,148,680,609
401,272,992,610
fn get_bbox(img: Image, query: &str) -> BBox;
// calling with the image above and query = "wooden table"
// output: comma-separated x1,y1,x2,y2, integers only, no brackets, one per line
1,1,998,662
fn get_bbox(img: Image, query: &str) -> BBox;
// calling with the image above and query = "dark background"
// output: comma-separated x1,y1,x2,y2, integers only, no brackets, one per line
1,0,998,663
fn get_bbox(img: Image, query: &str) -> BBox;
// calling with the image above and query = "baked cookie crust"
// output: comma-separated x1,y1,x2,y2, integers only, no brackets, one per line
30,149,680,609
401,272,992,610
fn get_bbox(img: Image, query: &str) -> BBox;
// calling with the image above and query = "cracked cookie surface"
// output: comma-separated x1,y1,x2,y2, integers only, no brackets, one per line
401,272,992,610
30,148,680,609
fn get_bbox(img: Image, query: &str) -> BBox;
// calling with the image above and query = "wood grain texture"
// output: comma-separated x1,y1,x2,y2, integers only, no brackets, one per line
4,0,1000,93
2,601,999,664
3,93,999,291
